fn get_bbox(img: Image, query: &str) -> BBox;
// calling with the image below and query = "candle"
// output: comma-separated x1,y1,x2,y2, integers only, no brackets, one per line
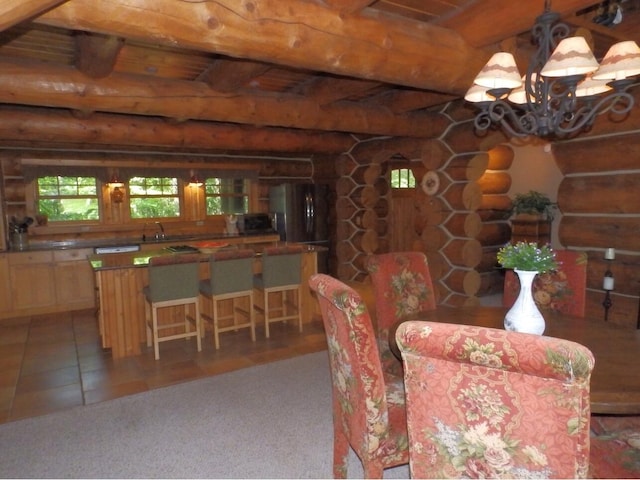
603,276,615,291
604,248,616,260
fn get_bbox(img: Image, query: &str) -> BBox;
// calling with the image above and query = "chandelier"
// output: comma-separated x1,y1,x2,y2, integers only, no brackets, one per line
465,1,640,138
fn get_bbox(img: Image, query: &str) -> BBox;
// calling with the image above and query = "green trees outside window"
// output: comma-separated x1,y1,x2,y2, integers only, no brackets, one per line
129,176,180,219
37,176,100,221
205,178,248,215
390,168,416,189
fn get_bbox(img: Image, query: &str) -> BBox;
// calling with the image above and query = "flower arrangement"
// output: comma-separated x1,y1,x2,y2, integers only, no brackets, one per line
497,241,558,273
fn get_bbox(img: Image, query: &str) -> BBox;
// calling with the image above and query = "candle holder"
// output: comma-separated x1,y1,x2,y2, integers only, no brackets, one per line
602,248,615,322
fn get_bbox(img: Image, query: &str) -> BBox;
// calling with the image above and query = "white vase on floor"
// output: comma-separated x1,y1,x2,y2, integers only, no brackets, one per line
504,269,545,335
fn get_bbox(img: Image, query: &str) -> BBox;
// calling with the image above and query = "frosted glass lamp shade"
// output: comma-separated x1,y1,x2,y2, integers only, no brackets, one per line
540,37,599,77
575,75,612,97
508,74,539,104
472,52,522,89
592,41,640,80
464,84,494,103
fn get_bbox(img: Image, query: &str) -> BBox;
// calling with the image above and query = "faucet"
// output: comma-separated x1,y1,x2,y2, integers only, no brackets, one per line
154,221,165,240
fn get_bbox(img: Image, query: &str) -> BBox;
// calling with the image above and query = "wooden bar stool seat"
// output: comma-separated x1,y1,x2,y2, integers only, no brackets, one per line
144,254,202,360
253,245,303,338
199,249,255,349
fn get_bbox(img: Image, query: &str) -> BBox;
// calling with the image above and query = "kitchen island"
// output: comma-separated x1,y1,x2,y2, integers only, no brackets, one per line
89,239,322,358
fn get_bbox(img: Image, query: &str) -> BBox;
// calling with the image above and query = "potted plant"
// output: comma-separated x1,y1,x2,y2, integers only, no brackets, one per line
497,241,557,335
510,190,556,221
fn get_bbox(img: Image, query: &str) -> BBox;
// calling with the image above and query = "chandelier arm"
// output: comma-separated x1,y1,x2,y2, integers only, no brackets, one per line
555,92,635,135
486,100,540,137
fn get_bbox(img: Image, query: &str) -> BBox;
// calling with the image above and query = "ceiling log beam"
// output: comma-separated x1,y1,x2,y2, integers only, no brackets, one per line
0,58,448,137
198,58,272,93
437,0,606,47
36,0,488,96
0,106,357,153
0,0,68,32
74,32,125,78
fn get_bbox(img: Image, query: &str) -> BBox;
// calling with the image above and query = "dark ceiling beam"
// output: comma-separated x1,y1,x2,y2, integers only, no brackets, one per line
436,0,605,48
198,58,272,93
293,76,382,105
74,32,125,78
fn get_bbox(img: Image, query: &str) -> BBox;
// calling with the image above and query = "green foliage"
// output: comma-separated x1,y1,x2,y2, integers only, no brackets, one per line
497,241,558,273
511,190,556,220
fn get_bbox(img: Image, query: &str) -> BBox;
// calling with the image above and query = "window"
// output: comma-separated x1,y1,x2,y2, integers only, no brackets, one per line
37,176,100,221
390,168,416,189
129,176,180,219
205,178,249,215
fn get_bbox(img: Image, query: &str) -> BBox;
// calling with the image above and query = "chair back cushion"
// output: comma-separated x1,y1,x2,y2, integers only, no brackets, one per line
503,249,587,317
397,320,595,479
261,246,303,288
365,252,437,376
207,249,254,295
308,273,402,462
148,254,200,302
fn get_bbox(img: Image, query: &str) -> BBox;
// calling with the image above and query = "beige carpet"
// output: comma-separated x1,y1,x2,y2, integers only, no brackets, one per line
0,351,409,479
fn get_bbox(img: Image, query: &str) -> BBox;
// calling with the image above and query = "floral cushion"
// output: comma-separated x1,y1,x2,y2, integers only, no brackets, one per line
365,252,437,376
308,273,409,478
504,250,588,317
396,320,595,479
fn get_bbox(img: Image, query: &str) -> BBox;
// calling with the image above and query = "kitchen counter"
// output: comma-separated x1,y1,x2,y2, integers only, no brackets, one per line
91,240,322,358
88,241,323,271
14,231,278,253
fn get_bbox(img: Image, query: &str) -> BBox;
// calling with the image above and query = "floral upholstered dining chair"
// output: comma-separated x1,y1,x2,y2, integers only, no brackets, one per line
396,320,595,479
503,249,588,317
364,252,436,376
308,273,409,478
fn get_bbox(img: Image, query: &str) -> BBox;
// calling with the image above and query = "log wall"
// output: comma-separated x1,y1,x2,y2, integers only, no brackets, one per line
553,110,640,328
333,101,513,306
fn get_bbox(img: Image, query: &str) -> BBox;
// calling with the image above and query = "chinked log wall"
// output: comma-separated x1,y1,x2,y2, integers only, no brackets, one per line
334,100,513,306
553,102,640,328
338,94,640,328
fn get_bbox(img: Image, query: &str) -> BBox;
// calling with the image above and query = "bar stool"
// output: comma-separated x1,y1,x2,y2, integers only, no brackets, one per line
253,245,303,338
199,249,255,349
144,254,202,360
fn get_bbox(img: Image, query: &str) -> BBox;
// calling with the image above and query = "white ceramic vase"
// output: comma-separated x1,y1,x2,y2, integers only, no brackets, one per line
504,269,545,335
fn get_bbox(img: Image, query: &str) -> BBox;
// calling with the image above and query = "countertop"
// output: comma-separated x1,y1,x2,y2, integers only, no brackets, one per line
5,231,279,253
88,241,324,271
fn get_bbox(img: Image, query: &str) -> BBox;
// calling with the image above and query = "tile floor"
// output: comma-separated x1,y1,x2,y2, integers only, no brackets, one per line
0,309,328,424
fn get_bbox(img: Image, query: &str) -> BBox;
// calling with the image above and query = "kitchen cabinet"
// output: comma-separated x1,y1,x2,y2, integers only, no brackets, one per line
53,249,95,307
0,254,11,313
8,251,56,311
1,248,95,319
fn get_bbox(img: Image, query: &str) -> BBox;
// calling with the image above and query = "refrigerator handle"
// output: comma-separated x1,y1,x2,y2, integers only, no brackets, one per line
305,191,314,234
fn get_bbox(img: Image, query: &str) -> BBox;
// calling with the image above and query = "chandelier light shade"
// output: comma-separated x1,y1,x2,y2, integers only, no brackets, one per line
540,37,599,77
592,40,640,80
465,2,640,138
472,52,523,90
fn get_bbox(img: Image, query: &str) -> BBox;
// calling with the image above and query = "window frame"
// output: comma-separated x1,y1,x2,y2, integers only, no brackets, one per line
34,175,103,224
127,175,183,221
203,177,250,217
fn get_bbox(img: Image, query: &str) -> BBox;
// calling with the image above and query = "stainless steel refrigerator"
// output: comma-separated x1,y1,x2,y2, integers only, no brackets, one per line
269,183,329,273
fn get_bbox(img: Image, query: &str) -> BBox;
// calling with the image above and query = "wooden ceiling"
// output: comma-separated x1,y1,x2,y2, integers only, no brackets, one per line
0,0,639,154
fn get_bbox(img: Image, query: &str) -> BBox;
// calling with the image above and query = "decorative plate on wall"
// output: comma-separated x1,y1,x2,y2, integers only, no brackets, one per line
421,171,440,196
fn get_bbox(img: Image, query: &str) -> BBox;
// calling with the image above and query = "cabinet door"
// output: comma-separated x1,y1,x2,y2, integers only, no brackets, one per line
0,254,11,312
54,262,96,306
9,261,56,310
53,249,95,307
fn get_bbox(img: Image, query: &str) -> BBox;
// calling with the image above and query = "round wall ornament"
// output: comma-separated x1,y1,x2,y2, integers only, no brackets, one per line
421,171,439,195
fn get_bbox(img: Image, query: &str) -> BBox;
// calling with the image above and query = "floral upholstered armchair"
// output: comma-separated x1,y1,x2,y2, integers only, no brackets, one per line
503,249,588,317
364,252,437,376
308,274,409,478
396,320,595,479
